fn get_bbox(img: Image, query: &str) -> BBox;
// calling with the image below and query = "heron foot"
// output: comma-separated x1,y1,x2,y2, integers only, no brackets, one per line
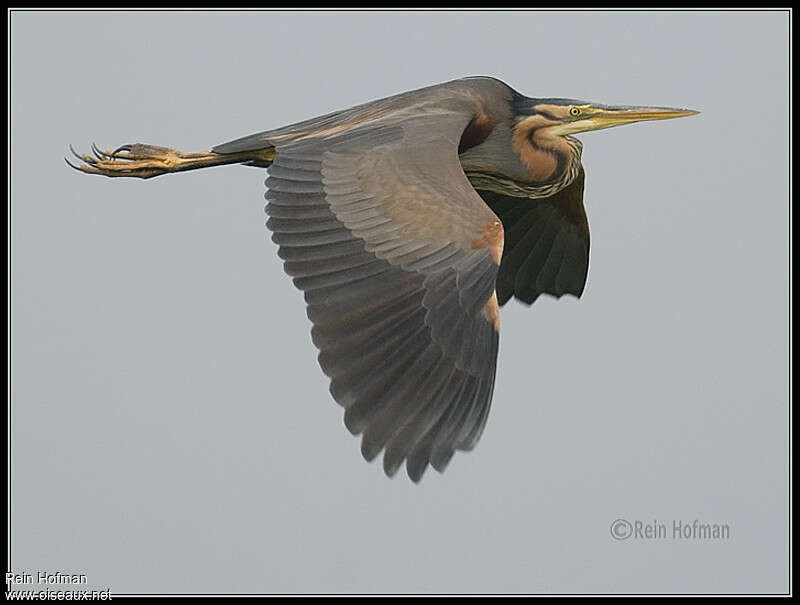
66,143,261,179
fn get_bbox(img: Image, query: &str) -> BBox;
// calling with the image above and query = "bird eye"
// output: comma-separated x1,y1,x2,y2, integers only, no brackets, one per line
569,107,582,117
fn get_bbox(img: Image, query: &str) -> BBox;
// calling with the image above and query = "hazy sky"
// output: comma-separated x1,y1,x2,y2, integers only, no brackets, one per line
10,10,788,595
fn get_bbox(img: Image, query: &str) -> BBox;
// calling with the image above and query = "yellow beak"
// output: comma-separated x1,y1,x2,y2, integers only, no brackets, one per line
579,106,699,132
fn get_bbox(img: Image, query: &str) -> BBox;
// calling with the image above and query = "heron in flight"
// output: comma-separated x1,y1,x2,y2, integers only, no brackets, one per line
69,76,696,482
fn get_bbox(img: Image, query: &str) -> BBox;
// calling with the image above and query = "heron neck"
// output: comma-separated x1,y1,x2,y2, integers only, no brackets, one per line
461,132,582,200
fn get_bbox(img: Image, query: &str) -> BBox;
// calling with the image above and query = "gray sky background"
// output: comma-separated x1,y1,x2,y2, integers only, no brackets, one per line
10,10,788,594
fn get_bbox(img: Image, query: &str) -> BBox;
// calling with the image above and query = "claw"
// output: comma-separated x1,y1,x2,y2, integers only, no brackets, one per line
69,144,95,165
92,142,117,162
65,155,103,176
113,144,132,155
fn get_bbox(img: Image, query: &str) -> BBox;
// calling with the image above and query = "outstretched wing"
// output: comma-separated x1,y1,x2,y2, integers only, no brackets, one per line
214,82,508,481
477,168,590,306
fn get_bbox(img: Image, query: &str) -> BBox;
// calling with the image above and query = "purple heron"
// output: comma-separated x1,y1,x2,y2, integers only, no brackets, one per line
68,76,696,482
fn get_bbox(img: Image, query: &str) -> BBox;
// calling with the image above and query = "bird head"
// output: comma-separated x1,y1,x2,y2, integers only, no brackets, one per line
504,96,698,194
514,98,698,136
